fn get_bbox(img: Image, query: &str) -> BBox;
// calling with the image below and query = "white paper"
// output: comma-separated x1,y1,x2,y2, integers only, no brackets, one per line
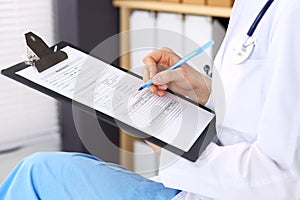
17,46,214,152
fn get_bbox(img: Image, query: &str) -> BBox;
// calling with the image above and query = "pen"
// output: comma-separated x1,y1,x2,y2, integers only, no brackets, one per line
138,40,215,91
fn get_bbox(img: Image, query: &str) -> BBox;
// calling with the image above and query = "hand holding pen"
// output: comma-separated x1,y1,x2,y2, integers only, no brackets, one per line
139,40,214,90
140,40,214,105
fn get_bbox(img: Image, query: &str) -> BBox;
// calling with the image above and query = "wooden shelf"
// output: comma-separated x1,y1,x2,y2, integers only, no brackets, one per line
113,0,232,18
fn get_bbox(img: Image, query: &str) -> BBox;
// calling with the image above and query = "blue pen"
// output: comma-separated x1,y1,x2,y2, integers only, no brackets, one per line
138,40,215,91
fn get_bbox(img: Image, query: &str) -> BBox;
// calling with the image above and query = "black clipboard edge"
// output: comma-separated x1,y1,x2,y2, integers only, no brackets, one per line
1,41,216,162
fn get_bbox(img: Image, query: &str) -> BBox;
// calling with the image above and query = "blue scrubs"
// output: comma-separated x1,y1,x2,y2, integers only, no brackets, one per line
0,152,180,200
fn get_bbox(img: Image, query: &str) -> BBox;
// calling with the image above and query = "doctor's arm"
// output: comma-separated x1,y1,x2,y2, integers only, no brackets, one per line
154,2,300,200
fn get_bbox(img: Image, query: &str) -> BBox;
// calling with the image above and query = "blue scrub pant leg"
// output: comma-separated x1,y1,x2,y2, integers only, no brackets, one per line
0,152,180,200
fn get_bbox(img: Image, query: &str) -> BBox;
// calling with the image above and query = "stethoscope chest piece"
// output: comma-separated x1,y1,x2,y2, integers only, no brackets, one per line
232,36,256,65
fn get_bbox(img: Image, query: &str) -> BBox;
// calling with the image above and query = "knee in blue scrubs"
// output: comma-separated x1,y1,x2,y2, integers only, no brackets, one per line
0,152,180,200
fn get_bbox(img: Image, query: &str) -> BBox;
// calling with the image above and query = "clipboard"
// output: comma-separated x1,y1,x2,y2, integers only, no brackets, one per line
1,33,217,162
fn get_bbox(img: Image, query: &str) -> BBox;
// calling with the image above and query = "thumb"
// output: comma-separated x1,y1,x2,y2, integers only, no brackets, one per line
152,69,182,86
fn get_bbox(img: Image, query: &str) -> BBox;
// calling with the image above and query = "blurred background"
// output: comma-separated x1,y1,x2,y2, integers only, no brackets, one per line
0,0,230,182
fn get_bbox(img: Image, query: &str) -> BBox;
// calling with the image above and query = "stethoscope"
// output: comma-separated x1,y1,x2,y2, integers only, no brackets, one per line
232,0,275,64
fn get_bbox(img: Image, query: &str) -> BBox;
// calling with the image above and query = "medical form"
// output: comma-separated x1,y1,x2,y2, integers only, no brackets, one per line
16,46,215,152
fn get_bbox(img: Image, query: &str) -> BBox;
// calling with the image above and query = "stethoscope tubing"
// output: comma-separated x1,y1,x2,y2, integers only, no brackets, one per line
247,0,275,37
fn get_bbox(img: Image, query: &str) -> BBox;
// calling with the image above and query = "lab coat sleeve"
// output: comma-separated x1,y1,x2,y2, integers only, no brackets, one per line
159,2,300,200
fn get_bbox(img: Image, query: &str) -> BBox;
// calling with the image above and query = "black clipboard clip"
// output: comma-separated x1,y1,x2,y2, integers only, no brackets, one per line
25,32,68,72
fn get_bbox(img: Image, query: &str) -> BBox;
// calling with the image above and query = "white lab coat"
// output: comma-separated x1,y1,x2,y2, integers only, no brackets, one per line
158,0,300,199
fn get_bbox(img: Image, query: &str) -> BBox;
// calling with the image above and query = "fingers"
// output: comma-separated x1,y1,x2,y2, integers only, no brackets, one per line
142,56,157,79
142,48,181,97
142,63,157,82
149,69,183,97
142,67,151,82
152,68,184,86
148,85,166,97
158,85,168,90
151,85,167,97
142,48,180,72
142,66,162,95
